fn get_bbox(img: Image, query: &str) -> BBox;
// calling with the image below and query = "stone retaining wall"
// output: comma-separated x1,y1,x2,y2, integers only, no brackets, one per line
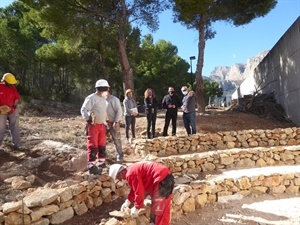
134,127,300,157
160,145,300,175
1,127,300,225
170,164,300,221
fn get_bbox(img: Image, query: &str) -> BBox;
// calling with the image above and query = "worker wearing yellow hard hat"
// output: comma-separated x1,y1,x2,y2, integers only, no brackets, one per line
0,73,21,149
1,73,18,85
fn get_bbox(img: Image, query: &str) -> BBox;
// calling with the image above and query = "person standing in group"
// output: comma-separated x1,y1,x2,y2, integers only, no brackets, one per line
80,79,109,175
0,73,21,149
106,88,124,162
144,88,158,139
123,89,138,142
162,87,182,136
181,86,197,135
109,161,174,225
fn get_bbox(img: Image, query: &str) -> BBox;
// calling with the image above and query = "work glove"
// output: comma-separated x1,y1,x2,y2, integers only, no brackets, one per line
130,206,139,217
0,105,11,114
120,199,131,212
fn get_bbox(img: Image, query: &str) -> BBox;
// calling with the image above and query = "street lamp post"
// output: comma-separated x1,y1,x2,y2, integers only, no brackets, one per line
189,56,196,89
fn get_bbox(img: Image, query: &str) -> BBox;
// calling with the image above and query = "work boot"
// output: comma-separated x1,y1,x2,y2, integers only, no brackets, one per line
88,166,101,175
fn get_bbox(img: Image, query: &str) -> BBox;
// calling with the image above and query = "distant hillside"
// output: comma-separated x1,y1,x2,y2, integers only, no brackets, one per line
208,51,269,94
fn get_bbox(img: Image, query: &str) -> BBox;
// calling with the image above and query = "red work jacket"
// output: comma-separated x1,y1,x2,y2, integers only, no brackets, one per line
0,82,20,113
126,161,171,209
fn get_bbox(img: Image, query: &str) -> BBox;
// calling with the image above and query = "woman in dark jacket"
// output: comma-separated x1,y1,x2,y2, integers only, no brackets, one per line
144,88,158,139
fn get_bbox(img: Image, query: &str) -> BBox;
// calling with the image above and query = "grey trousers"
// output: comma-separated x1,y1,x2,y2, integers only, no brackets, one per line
109,124,124,160
0,108,21,147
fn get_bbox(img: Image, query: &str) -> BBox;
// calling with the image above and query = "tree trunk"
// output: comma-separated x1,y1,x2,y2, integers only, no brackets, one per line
195,14,207,114
118,38,134,91
118,0,134,92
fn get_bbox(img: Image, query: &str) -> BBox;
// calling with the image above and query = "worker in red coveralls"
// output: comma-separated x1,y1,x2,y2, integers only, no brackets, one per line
0,73,21,149
81,79,109,175
109,161,175,225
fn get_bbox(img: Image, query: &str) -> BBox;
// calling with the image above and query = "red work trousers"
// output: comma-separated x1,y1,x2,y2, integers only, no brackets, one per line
150,184,172,225
86,123,106,162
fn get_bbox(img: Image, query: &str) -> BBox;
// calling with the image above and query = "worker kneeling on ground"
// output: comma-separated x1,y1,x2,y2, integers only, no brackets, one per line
109,161,175,225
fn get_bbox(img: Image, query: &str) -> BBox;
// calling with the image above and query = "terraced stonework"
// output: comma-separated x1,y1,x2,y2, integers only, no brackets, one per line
0,127,300,225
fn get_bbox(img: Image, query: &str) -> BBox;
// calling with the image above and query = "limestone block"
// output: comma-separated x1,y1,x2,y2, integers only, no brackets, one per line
285,185,299,194
135,215,150,225
2,201,22,214
31,204,59,222
201,163,215,172
287,139,297,145
250,186,268,194
93,196,103,207
226,142,235,148
265,157,276,165
270,185,286,194
104,193,112,203
23,189,60,208
85,196,94,209
217,191,233,197
207,194,217,203
294,178,300,186
31,217,50,225
74,191,89,204
263,176,283,187
0,212,4,223
70,184,86,195
101,188,112,198
80,180,96,190
49,207,74,224
105,217,121,225
195,194,207,208
12,179,31,190
218,194,243,203
114,185,128,197
58,187,73,203
172,192,190,205
73,201,88,215
5,212,31,225
182,197,195,213
59,200,73,210
220,155,234,165
256,158,266,167
280,153,295,161
249,141,258,147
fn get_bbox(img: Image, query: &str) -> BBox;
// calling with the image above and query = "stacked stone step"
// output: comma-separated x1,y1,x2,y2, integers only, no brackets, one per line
1,127,300,225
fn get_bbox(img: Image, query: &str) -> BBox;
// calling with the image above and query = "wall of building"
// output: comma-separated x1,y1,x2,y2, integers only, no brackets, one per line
253,17,300,125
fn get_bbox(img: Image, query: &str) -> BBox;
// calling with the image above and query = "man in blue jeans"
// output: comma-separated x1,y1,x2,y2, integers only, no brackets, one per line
181,86,196,135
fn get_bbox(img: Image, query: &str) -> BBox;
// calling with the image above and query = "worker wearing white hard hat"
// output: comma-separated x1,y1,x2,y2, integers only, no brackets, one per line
108,161,174,225
80,79,110,175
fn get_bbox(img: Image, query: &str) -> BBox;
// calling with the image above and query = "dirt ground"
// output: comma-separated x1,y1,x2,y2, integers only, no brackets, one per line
0,103,298,225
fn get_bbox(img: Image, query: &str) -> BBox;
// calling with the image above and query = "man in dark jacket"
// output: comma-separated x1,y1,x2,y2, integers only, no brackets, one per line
162,87,182,136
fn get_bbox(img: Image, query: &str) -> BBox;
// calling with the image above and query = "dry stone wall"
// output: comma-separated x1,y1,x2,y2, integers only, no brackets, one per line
1,127,300,225
134,127,300,157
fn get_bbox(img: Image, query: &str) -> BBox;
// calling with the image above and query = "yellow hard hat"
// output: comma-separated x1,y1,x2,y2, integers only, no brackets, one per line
2,73,18,85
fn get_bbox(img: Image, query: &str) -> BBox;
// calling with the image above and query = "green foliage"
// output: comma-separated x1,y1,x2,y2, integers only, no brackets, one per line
204,79,223,104
0,1,188,104
134,34,190,101
171,0,277,112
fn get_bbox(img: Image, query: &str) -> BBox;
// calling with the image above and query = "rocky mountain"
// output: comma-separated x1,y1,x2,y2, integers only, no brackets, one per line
209,51,269,93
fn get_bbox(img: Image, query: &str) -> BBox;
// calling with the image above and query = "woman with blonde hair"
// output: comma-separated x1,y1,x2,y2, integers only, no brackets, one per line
123,89,138,142
144,88,158,139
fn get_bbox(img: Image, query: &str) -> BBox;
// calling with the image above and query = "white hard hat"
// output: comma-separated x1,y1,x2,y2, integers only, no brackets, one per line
95,79,110,88
109,164,125,181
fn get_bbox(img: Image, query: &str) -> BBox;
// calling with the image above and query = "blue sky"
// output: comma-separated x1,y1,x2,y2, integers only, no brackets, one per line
1,0,299,76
